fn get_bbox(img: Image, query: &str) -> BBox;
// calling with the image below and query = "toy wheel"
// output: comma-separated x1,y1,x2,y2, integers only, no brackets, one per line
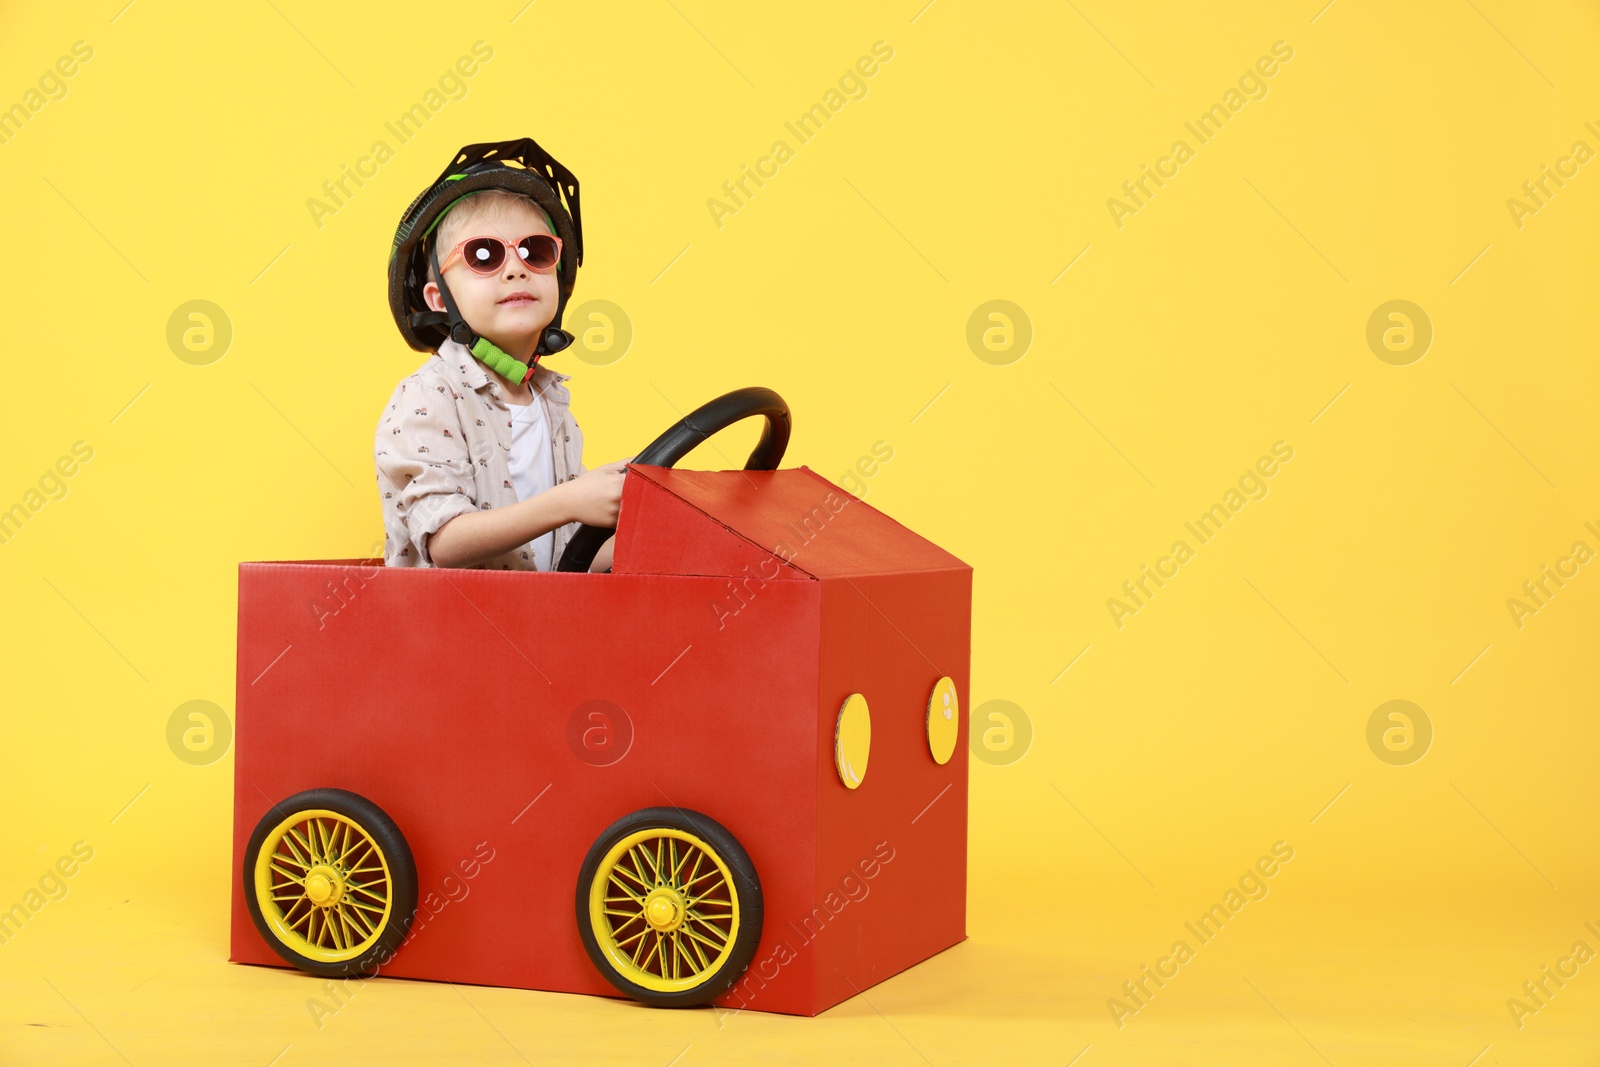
243,788,418,978
576,807,764,1008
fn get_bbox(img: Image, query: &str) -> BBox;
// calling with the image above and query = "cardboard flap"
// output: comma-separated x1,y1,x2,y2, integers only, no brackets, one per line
618,466,970,579
613,464,809,579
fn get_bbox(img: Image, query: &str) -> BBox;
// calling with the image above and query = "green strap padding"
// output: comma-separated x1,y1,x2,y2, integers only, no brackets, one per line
470,336,532,385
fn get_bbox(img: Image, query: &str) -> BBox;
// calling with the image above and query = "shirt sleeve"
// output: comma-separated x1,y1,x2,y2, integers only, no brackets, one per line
573,413,588,478
374,376,478,566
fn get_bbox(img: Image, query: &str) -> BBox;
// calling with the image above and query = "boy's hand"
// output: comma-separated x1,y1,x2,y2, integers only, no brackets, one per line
563,460,629,527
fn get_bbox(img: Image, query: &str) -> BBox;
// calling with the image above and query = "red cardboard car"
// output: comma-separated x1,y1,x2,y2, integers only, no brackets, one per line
229,389,972,1016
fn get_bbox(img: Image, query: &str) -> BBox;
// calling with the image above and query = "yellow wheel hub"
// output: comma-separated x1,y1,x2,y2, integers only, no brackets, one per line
588,828,740,993
253,809,392,964
642,887,686,931
304,865,345,907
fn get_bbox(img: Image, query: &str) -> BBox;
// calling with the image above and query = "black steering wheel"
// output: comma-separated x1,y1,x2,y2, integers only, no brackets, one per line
555,386,791,573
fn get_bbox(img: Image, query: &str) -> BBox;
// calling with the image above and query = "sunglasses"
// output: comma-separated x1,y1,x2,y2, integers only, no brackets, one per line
438,232,562,275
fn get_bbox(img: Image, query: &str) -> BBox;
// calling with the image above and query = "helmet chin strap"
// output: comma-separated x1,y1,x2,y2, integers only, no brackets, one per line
428,241,575,385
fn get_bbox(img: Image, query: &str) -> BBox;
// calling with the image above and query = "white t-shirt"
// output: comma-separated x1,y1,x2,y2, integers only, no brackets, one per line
507,398,557,571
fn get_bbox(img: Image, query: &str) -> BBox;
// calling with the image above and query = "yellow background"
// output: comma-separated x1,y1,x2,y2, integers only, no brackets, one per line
2,0,1597,1062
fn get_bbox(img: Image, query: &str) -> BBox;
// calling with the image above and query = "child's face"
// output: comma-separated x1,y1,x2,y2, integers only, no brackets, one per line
422,198,559,357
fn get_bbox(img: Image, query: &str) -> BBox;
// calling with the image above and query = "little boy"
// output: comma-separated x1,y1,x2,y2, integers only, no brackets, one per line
376,139,625,571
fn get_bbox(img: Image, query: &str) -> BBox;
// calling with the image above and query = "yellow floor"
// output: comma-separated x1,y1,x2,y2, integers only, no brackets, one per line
4,855,1596,1065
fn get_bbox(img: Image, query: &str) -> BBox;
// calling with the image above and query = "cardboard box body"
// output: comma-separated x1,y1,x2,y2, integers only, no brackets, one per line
230,465,971,1015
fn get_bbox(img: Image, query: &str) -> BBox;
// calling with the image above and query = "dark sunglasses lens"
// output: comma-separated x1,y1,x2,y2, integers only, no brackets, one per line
517,235,559,269
463,238,506,273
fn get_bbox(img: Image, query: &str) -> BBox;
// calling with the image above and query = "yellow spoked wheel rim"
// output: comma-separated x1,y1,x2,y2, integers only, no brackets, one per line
252,808,393,964
588,828,741,993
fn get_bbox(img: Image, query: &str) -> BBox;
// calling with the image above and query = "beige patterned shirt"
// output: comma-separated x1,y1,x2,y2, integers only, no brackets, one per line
374,338,588,569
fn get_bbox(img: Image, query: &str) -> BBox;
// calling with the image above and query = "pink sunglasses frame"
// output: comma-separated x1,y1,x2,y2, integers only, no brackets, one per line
438,232,563,275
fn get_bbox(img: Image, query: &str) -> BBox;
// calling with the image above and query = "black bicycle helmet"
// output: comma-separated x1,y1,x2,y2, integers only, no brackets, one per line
388,137,584,383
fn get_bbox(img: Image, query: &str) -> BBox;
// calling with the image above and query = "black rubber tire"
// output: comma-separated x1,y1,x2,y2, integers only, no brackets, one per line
575,807,764,1008
243,788,418,979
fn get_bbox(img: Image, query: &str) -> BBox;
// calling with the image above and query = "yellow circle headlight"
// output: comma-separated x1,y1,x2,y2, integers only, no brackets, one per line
834,693,872,789
926,676,959,764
